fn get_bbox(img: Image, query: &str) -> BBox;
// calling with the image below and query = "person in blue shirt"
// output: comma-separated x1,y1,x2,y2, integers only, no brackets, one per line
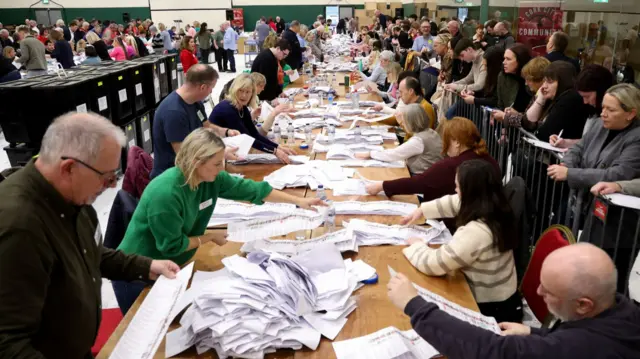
81,45,101,65
412,20,435,57
223,22,238,72
209,73,296,163
151,64,239,179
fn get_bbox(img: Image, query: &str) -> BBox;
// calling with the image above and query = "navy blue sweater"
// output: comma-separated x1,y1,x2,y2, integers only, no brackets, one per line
209,100,277,154
405,294,640,359
52,40,75,69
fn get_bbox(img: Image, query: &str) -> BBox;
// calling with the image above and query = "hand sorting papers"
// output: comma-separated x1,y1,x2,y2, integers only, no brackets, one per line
347,219,453,247
263,161,355,190
332,326,439,359
332,178,381,196
222,134,255,158
208,199,298,227
166,244,361,358
388,265,501,334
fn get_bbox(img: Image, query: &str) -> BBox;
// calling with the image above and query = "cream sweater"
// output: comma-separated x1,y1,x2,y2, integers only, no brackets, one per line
402,194,517,303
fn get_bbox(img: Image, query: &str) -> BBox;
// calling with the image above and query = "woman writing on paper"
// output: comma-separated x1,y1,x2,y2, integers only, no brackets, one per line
115,128,325,314
355,104,442,175
401,159,522,323
209,73,296,163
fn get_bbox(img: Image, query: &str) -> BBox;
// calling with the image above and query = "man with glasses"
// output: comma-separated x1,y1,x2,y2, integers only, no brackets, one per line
251,38,292,101
151,64,239,179
0,112,181,358
412,20,435,58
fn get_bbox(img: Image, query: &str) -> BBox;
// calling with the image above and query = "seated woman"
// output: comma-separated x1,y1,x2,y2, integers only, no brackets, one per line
114,128,324,314
81,45,102,65
401,159,521,323
366,116,500,201
368,61,402,104
364,40,382,71
109,36,133,61
209,73,295,163
356,103,442,175
355,50,393,91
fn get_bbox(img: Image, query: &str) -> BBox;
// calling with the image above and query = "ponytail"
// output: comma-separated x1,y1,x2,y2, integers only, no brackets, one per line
473,138,488,156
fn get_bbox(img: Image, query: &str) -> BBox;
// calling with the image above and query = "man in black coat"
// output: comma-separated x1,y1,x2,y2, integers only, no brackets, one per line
251,39,291,101
281,20,305,70
545,31,580,74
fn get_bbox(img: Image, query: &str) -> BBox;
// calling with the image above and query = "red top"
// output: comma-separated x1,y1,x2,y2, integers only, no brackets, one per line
37,35,47,44
382,150,501,201
180,49,198,73
269,22,277,31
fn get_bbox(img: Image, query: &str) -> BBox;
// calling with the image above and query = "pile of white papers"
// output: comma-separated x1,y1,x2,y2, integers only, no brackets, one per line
347,219,452,247
315,134,384,145
332,326,439,359
208,199,298,227
275,115,342,131
328,159,406,168
313,142,384,153
523,137,567,156
241,229,358,255
336,127,397,140
227,208,328,242
388,266,501,334
263,161,355,190
332,178,381,196
283,88,304,97
166,245,361,358
227,154,310,165
334,201,417,216
222,134,255,158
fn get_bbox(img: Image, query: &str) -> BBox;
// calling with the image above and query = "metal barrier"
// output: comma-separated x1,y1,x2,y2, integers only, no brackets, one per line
440,92,640,295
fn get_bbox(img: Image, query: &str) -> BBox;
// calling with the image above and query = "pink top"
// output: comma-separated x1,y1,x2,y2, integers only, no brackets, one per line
187,28,196,37
110,46,136,61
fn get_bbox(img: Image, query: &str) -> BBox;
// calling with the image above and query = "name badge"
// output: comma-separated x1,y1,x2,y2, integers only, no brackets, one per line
197,110,205,122
199,198,213,210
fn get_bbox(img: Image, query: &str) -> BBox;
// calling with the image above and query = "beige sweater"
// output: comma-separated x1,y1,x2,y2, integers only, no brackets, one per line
402,194,517,303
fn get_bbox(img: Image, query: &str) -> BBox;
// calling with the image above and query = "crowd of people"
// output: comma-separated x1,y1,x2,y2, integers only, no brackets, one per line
1,9,640,359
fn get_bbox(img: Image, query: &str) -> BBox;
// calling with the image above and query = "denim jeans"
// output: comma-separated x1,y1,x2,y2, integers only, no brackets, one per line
112,280,146,315
225,49,236,71
445,101,460,120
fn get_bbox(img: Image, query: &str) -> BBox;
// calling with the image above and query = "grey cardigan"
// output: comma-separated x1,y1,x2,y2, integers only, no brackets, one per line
618,179,640,197
563,119,640,190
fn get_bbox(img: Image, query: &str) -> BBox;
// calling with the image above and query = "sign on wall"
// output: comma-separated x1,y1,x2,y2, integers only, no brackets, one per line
517,6,563,54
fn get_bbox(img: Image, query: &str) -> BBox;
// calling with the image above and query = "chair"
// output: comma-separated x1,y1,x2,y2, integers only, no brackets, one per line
519,225,576,325
91,308,124,356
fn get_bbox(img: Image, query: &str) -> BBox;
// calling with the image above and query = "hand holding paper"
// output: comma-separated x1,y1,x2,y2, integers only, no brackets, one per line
223,134,255,158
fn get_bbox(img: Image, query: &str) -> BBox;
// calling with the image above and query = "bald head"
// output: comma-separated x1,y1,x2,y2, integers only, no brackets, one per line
540,243,617,321
447,21,459,35
495,22,507,35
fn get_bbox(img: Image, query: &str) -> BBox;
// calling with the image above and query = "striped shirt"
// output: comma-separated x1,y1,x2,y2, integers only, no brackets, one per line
402,194,517,303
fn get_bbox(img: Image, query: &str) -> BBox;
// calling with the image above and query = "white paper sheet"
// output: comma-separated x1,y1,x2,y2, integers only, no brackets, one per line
227,208,328,242
332,326,440,359
603,193,640,211
222,134,255,158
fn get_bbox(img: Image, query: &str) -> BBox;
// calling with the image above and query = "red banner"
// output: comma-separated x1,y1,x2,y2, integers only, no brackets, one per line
232,8,244,30
517,7,563,55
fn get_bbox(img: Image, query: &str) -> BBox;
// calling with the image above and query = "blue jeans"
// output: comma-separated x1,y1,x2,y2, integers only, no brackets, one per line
0,70,21,83
225,49,236,71
445,101,460,120
112,280,146,315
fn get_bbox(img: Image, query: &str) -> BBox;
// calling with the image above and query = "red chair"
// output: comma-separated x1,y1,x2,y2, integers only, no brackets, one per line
91,308,124,356
519,225,576,325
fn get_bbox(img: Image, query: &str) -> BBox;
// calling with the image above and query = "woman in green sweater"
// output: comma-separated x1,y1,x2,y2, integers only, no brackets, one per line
113,128,324,314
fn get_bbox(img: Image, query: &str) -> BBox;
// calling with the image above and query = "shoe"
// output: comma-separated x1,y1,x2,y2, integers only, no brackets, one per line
227,70,237,73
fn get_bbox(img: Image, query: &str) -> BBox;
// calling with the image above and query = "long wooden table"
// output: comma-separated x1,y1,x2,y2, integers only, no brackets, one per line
98,71,478,359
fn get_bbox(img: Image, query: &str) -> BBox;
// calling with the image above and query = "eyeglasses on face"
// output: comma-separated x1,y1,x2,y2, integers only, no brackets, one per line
61,156,119,186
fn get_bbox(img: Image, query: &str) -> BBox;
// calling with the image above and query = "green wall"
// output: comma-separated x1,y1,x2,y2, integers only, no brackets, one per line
403,4,416,17
241,5,364,31
0,7,151,26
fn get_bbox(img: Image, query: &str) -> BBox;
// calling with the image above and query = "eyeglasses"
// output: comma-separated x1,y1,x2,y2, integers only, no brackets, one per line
61,156,119,187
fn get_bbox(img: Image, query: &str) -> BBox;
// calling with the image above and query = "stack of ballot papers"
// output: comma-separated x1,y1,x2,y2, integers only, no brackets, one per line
336,127,397,140
283,88,304,97
315,134,384,145
222,134,255,158
227,154,310,165
208,199,298,227
332,178,382,196
165,244,362,358
328,159,406,168
275,115,342,131
307,86,338,97
334,201,417,216
389,266,501,333
227,207,329,242
241,229,358,255
332,326,439,359
263,161,356,190
313,142,384,153
347,219,453,246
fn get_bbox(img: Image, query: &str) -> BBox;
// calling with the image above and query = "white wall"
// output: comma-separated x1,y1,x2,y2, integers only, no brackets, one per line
150,0,231,10
150,10,227,29
2,0,148,8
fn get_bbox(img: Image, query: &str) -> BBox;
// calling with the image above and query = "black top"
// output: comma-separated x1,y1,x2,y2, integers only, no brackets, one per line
134,36,149,57
0,57,17,78
545,51,581,74
93,40,112,61
209,100,278,153
398,31,413,49
51,40,75,69
62,26,72,42
282,29,304,70
73,29,85,43
251,48,282,101
276,21,286,34
535,90,589,142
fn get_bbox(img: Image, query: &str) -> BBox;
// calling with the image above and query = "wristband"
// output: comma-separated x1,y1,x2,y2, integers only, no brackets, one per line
197,236,202,247
225,128,230,137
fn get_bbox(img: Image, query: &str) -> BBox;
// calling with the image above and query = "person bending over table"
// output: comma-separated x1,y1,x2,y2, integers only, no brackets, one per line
251,38,292,102
366,117,500,202
355,49,394,91
355,103,442,175
114,128,325,314
209,73,296,163
401,159,522,323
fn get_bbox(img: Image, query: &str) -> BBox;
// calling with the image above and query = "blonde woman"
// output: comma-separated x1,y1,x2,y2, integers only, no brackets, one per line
125,35,139,57
356,103,443,174
75,39,87,54
209,73,296,163
356,50,393,90
85,30,111,61
305,32,322,60
368,61,402,103
115,128,324,313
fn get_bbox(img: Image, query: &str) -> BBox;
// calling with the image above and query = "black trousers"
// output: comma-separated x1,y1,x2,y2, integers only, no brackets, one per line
225,49,236,71
477,291,524,323
200,48,211,64
214,48,226,71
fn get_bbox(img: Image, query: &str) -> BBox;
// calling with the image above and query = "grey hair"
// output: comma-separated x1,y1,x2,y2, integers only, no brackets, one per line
82,22,89,28
379,50,394,62
149,25,158,33
606,84,640,120
39,112,126,165
290,20,300,27
0,29,8,36
401,103,430,133
56,19,65,26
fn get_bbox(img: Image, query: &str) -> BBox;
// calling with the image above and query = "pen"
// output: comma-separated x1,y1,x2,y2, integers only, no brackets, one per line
557,129,564,139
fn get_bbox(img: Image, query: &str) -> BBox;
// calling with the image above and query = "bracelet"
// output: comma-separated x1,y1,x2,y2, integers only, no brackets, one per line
535,101,544,106
197,236,202,247
225,128,230,137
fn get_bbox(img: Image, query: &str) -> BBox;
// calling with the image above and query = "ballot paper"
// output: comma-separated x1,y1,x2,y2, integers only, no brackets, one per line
165,245,360,358
222,134,255,158
388,266,501,334
313,143,385,153
334,201,418,216
208,199,298,227
241,229,358,255
228,154,310,165
288,70,300,82
328,159,407,168
332,179,382,196
602,193,640,211
326,145,358,160
263,161,354,190
332,326,440,359
348,114,395,129
227,208,328,242
336,127,398,140
315,134,384,145
347,219,452,247
260,101,274,122
523,137,568,154
110,263,194,359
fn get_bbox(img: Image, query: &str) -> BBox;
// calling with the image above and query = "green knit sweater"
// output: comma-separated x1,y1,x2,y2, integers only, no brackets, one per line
118,167,273,265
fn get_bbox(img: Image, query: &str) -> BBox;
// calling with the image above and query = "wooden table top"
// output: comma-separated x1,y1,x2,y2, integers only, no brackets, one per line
98,69,477,359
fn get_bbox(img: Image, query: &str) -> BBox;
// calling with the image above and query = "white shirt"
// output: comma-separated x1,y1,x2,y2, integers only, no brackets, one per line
371,136,424,162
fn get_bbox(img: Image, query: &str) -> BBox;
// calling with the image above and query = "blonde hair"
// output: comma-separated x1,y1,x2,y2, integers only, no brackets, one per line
305,31,315,42
250,72,266,108
263,33,278,49
3,46,15,59
521,57,550,82
606,84,640,121
125,35,138,56
175,128,226,190
158,23,166,31
86,31,100,44
75,39,87,53
226,73,257,108
386,62,403,84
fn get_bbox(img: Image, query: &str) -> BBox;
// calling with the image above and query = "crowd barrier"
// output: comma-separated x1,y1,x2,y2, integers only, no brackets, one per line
443,92,640,295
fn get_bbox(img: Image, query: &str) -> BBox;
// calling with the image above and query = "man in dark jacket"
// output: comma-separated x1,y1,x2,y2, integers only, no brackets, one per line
545,31,580,74
494,21,516,50
388,243,640,359
281,20,304,70
251,39,291,101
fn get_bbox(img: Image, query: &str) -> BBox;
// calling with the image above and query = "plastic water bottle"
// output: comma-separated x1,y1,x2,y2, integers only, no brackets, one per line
327,125,336,144
317,184,327,201
353,125,361,143
273,123,281,145
325,200,336,232
352,92,360,109
327,93,334,107
286,121,295,145
304,124,313,146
